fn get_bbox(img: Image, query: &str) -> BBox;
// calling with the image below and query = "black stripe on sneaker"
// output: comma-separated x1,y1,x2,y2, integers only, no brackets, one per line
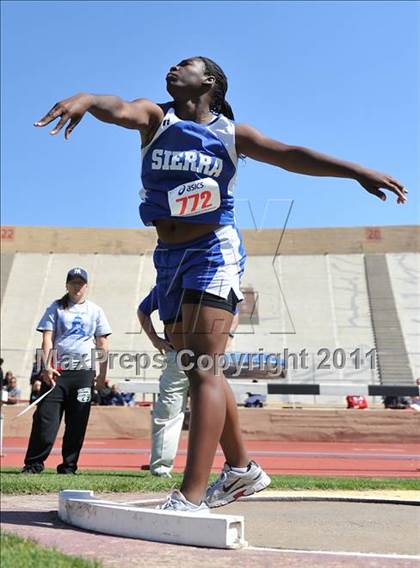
222,471,262,493
223,478,248,493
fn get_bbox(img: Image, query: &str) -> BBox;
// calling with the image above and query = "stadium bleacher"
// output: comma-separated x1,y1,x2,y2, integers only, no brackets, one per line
387,253,420,379
1,225,418,405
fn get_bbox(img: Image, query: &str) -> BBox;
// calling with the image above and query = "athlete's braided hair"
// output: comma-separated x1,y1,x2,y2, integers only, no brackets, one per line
195,56,235,120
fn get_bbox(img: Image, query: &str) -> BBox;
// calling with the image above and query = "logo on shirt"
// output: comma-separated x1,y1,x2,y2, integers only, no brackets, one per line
151,149,223,178
77,387,91,403
69,315,86,337
178,181,204,195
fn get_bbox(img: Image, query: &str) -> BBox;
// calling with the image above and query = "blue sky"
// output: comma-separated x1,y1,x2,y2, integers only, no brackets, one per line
1,1,418,230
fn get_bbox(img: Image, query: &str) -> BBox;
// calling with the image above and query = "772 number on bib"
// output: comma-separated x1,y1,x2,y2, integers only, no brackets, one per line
176,190,213,215
168,178,221,217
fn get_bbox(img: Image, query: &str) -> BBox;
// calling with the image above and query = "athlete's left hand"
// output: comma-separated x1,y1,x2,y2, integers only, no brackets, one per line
356,169,407,204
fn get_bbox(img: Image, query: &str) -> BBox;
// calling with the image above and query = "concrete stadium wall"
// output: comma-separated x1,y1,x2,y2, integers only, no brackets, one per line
1,224,419,255
4,405,420,443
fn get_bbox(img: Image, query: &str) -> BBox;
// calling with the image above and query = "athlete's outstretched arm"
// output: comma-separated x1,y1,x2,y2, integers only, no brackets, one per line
34,93,163,140
235,124,407,204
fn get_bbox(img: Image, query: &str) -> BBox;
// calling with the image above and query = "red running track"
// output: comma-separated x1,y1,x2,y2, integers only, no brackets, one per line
2,437,420,477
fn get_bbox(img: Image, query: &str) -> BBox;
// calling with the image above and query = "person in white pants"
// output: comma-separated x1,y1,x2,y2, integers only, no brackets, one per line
149,351,189,477
137,287,188,478
138,287,238,478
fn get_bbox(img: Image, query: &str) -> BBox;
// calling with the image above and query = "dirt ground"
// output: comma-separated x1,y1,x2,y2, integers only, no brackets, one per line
1,491,419,568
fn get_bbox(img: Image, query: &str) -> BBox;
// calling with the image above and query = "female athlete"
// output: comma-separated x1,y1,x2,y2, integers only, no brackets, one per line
34,56,407,510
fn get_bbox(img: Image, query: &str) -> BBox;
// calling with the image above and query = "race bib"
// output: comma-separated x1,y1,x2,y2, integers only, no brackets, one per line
168,178,220,217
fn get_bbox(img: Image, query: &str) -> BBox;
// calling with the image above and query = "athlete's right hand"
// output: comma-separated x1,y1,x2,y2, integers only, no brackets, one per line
41,367,60,386
34,93,94,139
152,337,174,354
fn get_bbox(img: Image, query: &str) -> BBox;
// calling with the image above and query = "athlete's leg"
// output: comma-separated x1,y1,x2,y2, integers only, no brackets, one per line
179,303,250,504
219,376,249,467
167,318,249,470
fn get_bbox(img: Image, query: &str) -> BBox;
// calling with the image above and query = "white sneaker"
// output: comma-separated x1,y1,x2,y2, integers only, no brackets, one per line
206,461,271,508
151,470,172,479
157,490,210,513
150,464,173,478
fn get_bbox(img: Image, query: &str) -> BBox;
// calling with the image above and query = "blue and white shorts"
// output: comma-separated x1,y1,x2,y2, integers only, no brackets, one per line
153,224,246,323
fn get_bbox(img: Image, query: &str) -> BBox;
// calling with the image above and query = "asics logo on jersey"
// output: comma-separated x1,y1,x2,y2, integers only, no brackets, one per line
151,149,223,177
178,181,204,195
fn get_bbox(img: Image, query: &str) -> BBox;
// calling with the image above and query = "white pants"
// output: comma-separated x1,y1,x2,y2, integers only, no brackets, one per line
150,350,189,475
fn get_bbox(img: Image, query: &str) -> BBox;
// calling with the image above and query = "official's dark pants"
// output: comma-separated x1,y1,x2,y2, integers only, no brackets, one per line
24,370,95,473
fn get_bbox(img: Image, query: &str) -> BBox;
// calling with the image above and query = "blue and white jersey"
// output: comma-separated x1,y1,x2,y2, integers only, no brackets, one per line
139,104,238,226
37,300,112,369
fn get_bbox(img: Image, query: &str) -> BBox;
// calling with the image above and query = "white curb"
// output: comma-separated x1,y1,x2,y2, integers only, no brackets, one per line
58,490,246,549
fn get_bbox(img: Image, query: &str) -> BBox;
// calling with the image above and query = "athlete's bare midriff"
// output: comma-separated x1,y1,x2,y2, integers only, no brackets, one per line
154,218,222,244
144,108,226,244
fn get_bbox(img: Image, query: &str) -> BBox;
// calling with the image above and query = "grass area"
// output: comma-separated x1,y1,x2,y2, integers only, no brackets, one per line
1,532,101,568
1,467,419,494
